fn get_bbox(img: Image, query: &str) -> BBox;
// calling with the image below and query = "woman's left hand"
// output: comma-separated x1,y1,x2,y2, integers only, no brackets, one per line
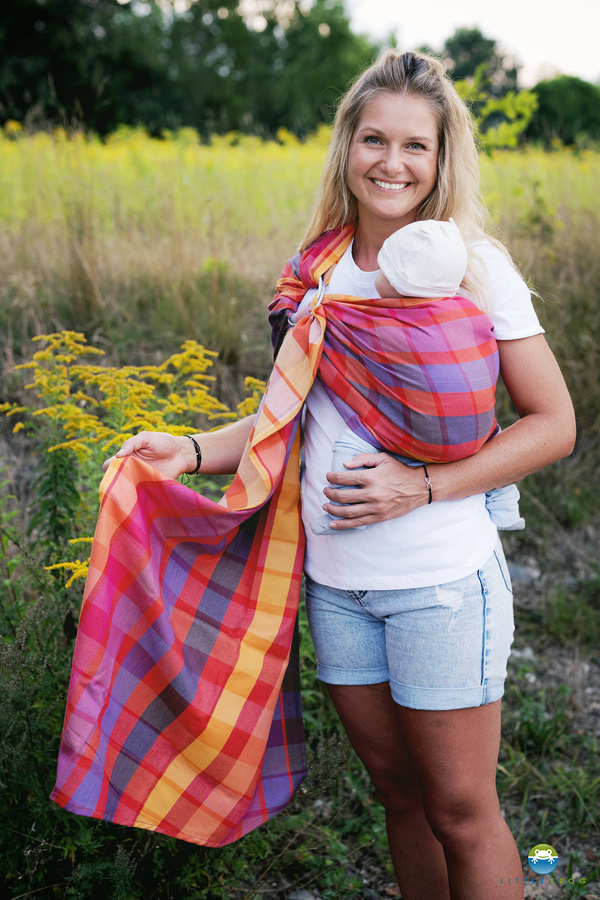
322,454,430,528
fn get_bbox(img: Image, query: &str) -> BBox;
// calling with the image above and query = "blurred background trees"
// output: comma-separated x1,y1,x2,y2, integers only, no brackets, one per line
0,1,598,143
525,74,600,146
0,0,374,136
419,25,520,96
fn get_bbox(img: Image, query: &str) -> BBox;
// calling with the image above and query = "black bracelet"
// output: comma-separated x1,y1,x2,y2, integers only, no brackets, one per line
185,435,202,475
422,464,433,504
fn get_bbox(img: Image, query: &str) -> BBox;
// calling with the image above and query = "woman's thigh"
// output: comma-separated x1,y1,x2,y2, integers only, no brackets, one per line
325,681,419,795
395,699,506,842
325,682,504,822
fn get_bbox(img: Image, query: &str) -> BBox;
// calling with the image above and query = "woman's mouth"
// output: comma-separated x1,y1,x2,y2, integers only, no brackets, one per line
371,179,410,191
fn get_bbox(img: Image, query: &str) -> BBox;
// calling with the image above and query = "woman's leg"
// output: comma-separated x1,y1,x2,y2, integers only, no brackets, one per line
396,699,523,900
327,681,451,900
327,684,523,900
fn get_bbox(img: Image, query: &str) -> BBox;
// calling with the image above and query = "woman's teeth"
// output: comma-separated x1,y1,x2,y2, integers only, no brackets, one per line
372,179,409,191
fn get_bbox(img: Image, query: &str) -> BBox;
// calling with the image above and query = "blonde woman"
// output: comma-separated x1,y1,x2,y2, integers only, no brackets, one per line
102,52,574,899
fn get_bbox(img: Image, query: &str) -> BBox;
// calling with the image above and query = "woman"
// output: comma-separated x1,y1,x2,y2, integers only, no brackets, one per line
77,52,575,898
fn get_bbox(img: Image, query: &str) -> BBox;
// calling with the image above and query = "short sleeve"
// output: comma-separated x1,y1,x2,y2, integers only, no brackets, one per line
464,241,545,341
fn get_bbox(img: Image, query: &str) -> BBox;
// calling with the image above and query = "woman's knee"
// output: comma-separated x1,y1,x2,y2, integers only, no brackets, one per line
422,788,501,850
368,767,422,814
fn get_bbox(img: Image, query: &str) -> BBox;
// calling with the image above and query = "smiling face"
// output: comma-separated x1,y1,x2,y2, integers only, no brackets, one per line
347,92,439,240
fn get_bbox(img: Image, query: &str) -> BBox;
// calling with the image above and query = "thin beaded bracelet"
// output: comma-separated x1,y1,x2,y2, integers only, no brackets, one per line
422,464,433,504
185,435,202,474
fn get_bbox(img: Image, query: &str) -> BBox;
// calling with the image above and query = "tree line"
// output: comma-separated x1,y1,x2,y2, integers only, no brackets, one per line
1,0,599,144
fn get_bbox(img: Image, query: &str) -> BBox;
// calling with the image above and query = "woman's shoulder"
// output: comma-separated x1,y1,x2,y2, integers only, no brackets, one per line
467,238,530,298
466,238,544,340
469,236,520,272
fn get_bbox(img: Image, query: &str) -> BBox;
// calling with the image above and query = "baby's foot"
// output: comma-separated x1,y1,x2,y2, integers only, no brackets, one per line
310,515,365,535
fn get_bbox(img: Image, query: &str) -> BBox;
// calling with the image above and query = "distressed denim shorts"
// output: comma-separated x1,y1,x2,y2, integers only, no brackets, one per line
304,541,514,710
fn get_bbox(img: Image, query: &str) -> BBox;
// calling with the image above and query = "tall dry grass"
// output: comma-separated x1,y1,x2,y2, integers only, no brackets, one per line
0,126,329,384
1,126,598,520
479,150,600,524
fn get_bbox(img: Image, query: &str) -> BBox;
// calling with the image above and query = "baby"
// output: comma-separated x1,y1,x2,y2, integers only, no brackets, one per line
311,218,525,535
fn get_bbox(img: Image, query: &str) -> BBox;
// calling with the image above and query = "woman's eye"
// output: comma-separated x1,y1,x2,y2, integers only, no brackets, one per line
408,142,426,150
363,135,382,145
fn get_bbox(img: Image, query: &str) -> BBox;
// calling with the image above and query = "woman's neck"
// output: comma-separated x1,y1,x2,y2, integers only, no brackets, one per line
351,237,379,272
352,220,403,271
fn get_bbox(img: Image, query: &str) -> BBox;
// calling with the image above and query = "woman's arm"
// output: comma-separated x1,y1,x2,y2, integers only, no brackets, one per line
322,334,575,527
102,415,256,480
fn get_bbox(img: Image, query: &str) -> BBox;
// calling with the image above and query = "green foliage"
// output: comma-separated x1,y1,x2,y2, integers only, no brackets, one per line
4,4,600,150
420,25,538,150
0,0,377,138
27,447,81,563
505,685,571,756
3,330,241,461
512,179,563,242
544,576,600,649
0,0,169,133
499,675,600,864
498,736,600,841
0,514,77,896
455,65,538,151
1,330,264,583
527,75,600,146
261,0,376,137
443,26,520,96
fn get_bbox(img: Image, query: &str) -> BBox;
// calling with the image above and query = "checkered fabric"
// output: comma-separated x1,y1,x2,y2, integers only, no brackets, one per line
269,224,500,463
51,224,499,848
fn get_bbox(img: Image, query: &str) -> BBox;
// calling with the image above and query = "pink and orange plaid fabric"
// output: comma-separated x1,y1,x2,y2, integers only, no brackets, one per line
52,224,499,847
269,224,500,463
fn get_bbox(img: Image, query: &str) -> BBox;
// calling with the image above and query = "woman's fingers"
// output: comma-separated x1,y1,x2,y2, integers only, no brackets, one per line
102,455,116,472
102,433,155,471
323,455,429,524
336,452,383,471
115,431,170,458
114,436,140,457
101,432,188,479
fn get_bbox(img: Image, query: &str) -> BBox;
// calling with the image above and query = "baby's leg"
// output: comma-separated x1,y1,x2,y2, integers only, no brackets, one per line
311,428,378,535
485,483,525,530
483,427,525,530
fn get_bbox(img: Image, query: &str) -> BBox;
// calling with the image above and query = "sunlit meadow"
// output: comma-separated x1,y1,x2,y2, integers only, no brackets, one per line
0,125,330,379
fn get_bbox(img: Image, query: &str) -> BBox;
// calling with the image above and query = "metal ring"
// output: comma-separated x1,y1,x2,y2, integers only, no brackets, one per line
310,276,326,312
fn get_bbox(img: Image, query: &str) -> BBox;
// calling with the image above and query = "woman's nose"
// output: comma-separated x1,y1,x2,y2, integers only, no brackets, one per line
381,145,406,175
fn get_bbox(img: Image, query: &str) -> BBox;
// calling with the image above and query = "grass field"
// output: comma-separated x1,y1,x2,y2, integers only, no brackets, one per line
0,126,598,898
1,126,598,515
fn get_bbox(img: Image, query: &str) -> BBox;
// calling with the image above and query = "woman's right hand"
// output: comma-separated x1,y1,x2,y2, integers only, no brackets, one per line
102,431,196,481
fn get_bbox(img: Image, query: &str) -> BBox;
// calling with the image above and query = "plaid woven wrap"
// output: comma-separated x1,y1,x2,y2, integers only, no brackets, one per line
51,224,499,847
269,224,500,463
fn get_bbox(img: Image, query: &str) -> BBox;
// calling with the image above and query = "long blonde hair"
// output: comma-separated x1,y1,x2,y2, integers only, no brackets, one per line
301,50,512,304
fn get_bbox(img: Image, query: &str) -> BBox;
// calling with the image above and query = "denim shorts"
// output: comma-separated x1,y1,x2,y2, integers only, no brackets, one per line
304,542,514,711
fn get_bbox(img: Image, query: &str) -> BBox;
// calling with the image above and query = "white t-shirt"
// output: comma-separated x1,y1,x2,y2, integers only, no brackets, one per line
299,239,544,590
